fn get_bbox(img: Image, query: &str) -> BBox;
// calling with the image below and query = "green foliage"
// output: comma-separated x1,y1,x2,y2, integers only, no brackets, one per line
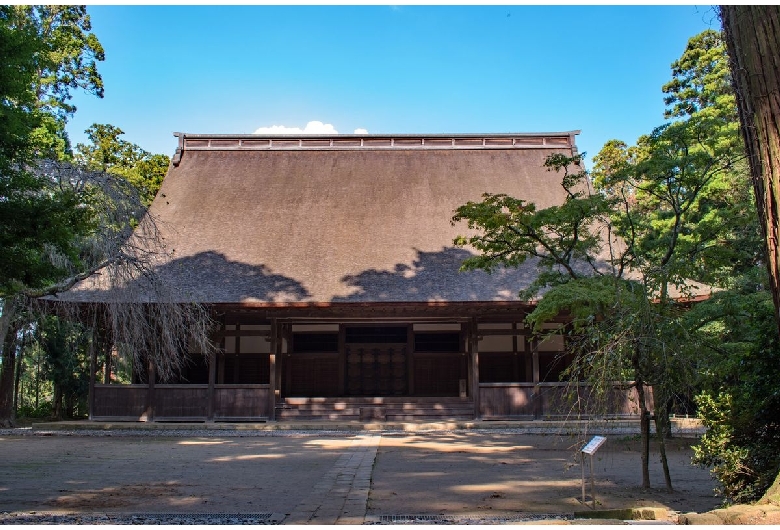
16,401,53,419
75,123,169,205
0,168,95,297
686,270,780,503
11,5,104,121
662,29,735,121
592,111,750,298
0,6,108,298
0,6,43,170
3,6,104,161
36,316,90,419
528,275,695,411
527,275,643,332
129,153,169,205
453,29,757,491
453,153,617,299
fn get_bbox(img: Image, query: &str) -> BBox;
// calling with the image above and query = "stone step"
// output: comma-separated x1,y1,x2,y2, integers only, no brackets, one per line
386,414,473,422
281,397,470,405
276,398,475,421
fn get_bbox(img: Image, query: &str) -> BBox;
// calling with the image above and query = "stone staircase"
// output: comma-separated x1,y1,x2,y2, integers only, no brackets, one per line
276,396,475,421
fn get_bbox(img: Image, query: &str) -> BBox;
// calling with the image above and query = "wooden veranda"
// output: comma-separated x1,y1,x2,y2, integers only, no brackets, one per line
88,307,648,423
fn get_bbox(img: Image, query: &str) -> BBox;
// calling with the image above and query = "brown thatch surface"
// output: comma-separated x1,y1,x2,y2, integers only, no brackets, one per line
63,134,582,305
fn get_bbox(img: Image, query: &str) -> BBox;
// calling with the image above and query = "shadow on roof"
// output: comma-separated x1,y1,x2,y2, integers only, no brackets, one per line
333,247,537,303
59,250,311,304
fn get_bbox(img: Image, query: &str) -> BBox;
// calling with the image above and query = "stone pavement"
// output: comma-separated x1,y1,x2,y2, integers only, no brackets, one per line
284,434,380,524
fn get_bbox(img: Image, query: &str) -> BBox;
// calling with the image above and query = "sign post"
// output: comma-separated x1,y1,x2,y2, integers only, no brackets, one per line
580,435,606,509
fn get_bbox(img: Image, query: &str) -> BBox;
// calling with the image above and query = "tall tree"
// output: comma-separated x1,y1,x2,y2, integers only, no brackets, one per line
0,5,107,305
13,6,104,118
0,7,99,424
0,6,205,426
720,7,780,330
453,29,751,491
7,6,104,160
720,4,780,505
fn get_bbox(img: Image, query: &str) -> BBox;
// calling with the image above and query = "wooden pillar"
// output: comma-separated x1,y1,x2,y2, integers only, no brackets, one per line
233,323,241,382
88,332,97,421
406,324,415,395
275,324,284,398
103,342,111,384
532,338,540,419
284,326,293,396
207,349,216,421
470,318,480,419
512,322,520,382
338,324,346,395
268,319,278,421
146,360,156,422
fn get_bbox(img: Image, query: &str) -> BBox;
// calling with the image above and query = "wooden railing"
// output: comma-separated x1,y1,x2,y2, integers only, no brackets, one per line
479,382,650,420
92,384,148,420
93,384,270,421
94,382,646,422
214,385,270,420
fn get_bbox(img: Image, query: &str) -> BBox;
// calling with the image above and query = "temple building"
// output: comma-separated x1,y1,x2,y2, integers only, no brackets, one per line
64,132,644,422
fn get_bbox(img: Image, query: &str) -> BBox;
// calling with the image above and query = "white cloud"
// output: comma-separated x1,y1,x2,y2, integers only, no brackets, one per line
253,121,369,135
253,120,338,135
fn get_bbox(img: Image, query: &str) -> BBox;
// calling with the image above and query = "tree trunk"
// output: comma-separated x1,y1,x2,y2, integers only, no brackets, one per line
635,380,651,489
721,4,780,504
721,6,780,328
653,394,674,492
13,342,23,416
53,382,63,420
0,306,20,428
0,297,15,360
761,470,780,506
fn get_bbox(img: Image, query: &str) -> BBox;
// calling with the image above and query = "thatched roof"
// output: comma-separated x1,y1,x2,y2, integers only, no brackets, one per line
64,132,583,306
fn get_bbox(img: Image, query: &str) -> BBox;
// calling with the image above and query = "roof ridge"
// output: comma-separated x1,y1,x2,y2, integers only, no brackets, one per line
171,131,581,166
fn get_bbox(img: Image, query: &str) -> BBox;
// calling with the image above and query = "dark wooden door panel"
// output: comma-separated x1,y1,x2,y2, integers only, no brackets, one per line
346,344,407,396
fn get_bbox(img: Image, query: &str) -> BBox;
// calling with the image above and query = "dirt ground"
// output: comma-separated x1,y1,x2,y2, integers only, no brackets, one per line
368,432,720,517
0,431,721,518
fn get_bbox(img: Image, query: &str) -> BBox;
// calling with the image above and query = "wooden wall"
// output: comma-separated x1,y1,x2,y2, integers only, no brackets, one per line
479,382,651,419
93,384,270,421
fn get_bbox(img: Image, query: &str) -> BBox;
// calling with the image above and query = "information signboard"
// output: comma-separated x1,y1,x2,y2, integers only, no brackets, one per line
580,436,606,508
581,435,606,455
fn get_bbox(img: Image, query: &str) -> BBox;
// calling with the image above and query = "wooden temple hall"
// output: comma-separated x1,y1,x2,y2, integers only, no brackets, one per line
63,132,645,422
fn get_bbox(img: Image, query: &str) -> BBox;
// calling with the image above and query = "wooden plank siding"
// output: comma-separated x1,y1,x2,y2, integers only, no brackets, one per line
92,384,271,421
478,383,536,419
154,385,209,420
213,385,271,419
93,385,148,420
478,382,652,420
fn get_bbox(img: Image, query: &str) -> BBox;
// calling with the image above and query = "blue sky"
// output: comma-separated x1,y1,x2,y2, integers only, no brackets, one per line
65,5,719,168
